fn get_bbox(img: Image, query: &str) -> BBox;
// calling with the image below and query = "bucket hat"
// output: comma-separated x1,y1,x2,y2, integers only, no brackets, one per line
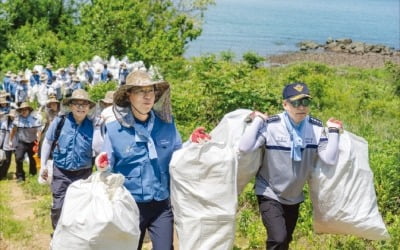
100,91,115,105
7,109,16,117
5,71,12,77
0,97,8,105
62,89,95,108
16,102,34,112
46,95,60,108
113,70,171,122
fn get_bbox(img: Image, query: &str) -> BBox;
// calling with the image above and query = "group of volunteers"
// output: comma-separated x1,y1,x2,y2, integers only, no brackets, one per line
1,61,129,110
0,63,344,250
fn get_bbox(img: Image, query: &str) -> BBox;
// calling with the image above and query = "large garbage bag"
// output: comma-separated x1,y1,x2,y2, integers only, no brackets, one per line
309,131,390,240
170,109,262,250
51,172,140,250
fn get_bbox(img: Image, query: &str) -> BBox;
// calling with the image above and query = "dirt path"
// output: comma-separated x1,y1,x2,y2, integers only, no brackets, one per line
2,181,51,250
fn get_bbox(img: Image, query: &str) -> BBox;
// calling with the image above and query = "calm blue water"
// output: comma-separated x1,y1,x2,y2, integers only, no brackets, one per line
184,0,400,58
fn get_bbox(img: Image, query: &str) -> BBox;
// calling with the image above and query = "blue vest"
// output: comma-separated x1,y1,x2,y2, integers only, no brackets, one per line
105,112,182,202
49,113,93,171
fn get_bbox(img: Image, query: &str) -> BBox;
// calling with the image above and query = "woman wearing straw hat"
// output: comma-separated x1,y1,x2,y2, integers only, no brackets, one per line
99,70,182,250
0,109,17,180
9,102,42,182
40,89,96,231
0,97,10,114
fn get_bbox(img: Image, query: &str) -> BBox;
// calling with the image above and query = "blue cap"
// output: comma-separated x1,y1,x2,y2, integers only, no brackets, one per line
282,82,312,101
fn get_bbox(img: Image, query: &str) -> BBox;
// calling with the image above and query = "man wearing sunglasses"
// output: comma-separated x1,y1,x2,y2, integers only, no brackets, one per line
239,82,343,250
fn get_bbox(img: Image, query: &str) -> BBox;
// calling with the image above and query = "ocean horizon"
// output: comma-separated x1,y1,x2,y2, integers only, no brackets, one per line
184,0,400,58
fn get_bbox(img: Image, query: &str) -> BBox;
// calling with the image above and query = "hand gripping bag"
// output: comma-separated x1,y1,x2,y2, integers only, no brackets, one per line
170,109,262,250
309,131,390,240
51,172,140,250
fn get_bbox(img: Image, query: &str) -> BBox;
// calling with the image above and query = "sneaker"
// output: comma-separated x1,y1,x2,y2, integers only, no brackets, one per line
16,177,25,183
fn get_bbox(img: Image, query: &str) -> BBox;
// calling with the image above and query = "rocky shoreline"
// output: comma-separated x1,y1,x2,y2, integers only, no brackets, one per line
267,38,400,68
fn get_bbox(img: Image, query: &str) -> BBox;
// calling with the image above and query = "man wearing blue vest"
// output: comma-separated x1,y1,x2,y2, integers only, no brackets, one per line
40,89,96,231
239,82,343,250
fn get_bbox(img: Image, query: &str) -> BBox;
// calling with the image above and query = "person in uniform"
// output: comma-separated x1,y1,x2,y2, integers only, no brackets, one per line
101,71,182,250
40,89,96,231
239,82,343,250
9,102,42,182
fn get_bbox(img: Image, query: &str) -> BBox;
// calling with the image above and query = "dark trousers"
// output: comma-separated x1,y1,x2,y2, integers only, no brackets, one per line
0,150,14,179
51,166,92,229
137,199,174,250
15,141,36,180
257,195,300,250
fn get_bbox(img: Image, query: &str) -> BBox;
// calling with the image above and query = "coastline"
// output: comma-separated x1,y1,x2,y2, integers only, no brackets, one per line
267,51,400,69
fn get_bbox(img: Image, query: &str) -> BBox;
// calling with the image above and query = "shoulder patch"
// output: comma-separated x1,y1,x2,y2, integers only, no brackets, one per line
309,116,323,127
267,115,281,123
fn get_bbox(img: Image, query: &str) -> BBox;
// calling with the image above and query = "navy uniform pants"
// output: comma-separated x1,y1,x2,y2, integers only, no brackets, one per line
51,166,92,229
257,195,300,250
15,141,36,180
137,199,174,250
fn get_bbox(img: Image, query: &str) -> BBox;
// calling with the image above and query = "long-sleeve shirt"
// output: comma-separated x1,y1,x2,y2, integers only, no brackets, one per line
239,112,340,205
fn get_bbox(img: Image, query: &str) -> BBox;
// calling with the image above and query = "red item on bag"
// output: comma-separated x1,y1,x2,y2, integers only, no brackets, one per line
190,127,211,143
32,140,39,153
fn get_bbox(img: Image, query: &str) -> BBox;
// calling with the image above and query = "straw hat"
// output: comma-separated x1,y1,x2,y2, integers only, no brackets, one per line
0,91,10,98
46,95,60,108
0,97,9,105
100,91,115,105
20,77,29,83
113,70,172,122
62,89,95,108
40,74,48,82
46,64,53,69
114,71,169,107
16,102,33,112
5,71,12,77
72,75,80,82
7,109,16,117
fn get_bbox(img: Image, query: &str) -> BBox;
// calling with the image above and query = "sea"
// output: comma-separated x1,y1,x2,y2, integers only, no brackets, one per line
184,0,400,58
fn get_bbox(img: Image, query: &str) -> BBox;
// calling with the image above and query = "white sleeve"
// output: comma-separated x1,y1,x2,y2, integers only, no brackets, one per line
318,131,340,165
40,138,52,167
239,117,265,153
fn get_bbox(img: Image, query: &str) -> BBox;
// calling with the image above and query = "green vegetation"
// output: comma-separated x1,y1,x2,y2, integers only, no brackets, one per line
1,59,399,249
162,56,399,249
0,0,215,71
0,1,398,249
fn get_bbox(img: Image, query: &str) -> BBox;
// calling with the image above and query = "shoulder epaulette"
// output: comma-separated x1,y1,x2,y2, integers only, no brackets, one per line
267,115,280,123
309,116,323,127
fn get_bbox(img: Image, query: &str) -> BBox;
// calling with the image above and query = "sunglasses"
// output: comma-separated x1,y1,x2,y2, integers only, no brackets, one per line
289,98,311,108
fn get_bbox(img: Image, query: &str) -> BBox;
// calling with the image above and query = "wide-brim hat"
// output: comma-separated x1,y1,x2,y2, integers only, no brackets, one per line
46,96,60,108
7,109,16,117
0,97,8,105
100,90,115,105
113,70,171,122
40,74,48,81
46,64,53,69
5,71,12,77
20,77,29,83
16,102,34,112
62,89,96,108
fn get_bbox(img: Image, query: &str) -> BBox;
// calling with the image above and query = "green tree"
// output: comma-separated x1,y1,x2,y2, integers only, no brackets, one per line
77,0,209,66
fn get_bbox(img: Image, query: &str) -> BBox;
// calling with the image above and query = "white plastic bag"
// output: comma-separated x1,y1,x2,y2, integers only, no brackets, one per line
309,131,390,240
170,109,262,250
209,109,262,194
170,141,237,250
38,159,53,185
51,172,140,250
